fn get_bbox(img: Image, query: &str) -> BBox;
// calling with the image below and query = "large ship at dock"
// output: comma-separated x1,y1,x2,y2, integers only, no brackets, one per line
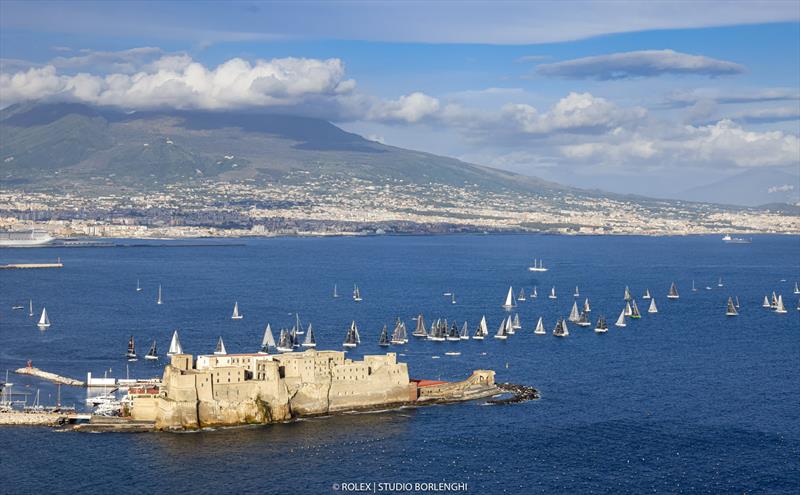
0,229,54,247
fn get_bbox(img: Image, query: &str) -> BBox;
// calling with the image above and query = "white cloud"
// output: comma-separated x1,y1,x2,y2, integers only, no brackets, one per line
536,50,745,80
366,92,441,123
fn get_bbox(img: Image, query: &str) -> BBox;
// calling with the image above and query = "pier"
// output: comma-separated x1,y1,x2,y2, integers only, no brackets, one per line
15,367,85,387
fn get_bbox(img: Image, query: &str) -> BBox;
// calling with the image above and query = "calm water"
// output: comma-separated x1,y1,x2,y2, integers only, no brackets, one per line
1,234,798,494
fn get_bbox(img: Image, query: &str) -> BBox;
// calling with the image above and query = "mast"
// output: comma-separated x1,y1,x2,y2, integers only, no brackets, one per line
28,299,33,317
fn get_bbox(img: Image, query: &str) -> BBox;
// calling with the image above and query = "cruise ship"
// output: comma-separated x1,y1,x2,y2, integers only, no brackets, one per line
0,229,54,247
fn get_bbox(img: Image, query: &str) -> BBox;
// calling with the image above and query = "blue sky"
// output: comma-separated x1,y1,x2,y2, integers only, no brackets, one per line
1,0,798,196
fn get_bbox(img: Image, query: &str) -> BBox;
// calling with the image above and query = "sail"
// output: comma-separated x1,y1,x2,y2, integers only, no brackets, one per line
503,286,514,308
157,285,163,304
261,324,276,350
615,309,626,327
624,301,632,316
231,302,241,319
147,340,157,357
378,325,389,346
549,286,556,298
762,295,771,307
726,297,738,316
517,288,526,301
413,314,427,337
643,289,651,299
574,286,580,297
167,330,183,355
513,313,521,329
37,307,49,327
479,316,489,336
668,282,679,298
631,300,641,318
648,298,658,313
583,298,591,312
460,322,469,339
302,323,316,347
624,286,631,301
214,336,227,355
534,317,545,334
569,301,580,321
775,295,786,313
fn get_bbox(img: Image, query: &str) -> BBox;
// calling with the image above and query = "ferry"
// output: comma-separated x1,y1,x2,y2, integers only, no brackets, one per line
0,229,54,247
722,234,751,244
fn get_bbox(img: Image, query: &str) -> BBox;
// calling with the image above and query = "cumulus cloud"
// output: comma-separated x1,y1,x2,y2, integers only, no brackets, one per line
50,47,164,73
366,92,441,123
0,55,356,110
536,50,745,80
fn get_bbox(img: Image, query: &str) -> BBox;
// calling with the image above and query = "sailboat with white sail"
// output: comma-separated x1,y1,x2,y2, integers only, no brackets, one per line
574,286,580,297
531,286,538,299
231,302,243,320
718,277,724,287
260,324,276,353
534,316,546,335
512,313,522,330
333,284,339,298
391,319,408,344
459,322,470,340
667,282,679,299
583,298,591,313
126,336,137,360
451,293,456,305
568,301,580,322
615,309,627,327
277,329,294,352
517,288,526,302
353,285,362,302
548,286,557,299
378,325,390,347
528,259,548,272
771,291,778,308
624,286,631,301
553,318,569,337
794,282,800,295
28,299,33,317
735,296,740,308
343,321,361,347
775,295,787,314
502,286,515,309
294,313,304,335
156,285,163,305
648,298,658,313
136,279,142,292
37,307,50,329
624,301,632,316
413,314,427,337
145,340,158,360
725,297,738,316
494,317,508,340
762,295,771,308
302,323,317,347
576,311,591,327
167,330,183,355
214,337,227,356
630,300,641,319
504,315,515,335
692,280,697,292
594,315,608,333
643,289,651,300
473,316,488,340
447,322,461,341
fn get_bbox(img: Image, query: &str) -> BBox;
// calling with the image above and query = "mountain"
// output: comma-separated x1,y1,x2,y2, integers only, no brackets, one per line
0,101,566,194
678,168,799,207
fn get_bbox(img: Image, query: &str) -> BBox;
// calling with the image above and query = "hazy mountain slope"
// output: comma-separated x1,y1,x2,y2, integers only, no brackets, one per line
679,168,799,207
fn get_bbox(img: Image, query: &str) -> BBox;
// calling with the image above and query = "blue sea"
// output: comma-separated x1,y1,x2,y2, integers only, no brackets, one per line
1,234,798,494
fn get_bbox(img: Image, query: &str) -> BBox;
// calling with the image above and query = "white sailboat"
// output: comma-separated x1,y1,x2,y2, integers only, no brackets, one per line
505,315,515,335
531,286,538,299
214,337,227,355
294,313,304,335
643,289,651,300
260,324,276,353
494,318,508,340
718,277,724,287
725,297,738,316
667,282,679,299
451,293,457,305
473,316,488,340
794,282,800,295
459,322,470,340
277,329,294,352
353,285,362,302
624,301,632,317
231,302,243,320
512,313,522,330
516,288,526,302
568,301,580,322
167,330,183,355
594,316,608,333
413,314,428,338
343,321,360,347
528,259,548,272
136,279,142,292
648,298,658,313
553,318,569,337
333,284,339,298
573,286,580,297
145,340,159,360
37,307,50,329
762,295,771,308
502,286,515,309
156,284,163,305
548,286,557,299
302,323,317,347
583,298,591,313
624,286,631,301
692,280,697,292
28,299,33,317
775,295,787,314
534,316,545,335
615,309,627,327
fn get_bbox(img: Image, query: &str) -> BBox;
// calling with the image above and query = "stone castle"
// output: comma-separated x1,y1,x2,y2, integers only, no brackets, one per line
130,349,497,430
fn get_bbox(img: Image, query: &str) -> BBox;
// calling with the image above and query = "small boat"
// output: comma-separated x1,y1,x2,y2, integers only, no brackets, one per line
594,315,608,333
167,330,183,355
260,324,276,353
231,301,243,320
630,300,641,319
583,297,591,313
775,295,787,314
512,313,522,330
294,313,304,335
473,316,488,340
378,325,390,347
214,336,227,355
548,286,557,299
624,286,631,301
667,282,679,299
771,291,778,308
447,323,461,341
502,286,515,309
353,285,362,302
413,314,428,337
534,316,546,335
145,340,159,360
391,318,409,344
642,289,651,300
11,305,23,310
762,295,772,308
343,321,361,347
705,285,712,291
615,309,627,327
444,351,461,356
136,279,142,292
494,318,508,340
528,259,548,272
277,329,294,352
451,293,457,305
333,284,339,298
692,280,697,292
28,299,33,317
156,284,163,305
516,288,526,302
725,297,738,316
573,286,580,297
624,301,633,317
648,298,658,313
290,326,300,348
531,286,538,299
568,301,580,322
735,296,740,309
576,311,591,327
553,318,569,337
459,322,470,340
505,315,515,335
794,282,800,295
37,307,50,329
301,323,317,347
428,319,446,342
126,336,137,360
718,277,724,287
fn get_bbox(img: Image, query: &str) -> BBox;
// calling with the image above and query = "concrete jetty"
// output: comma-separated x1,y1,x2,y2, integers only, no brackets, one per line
15,367,85,387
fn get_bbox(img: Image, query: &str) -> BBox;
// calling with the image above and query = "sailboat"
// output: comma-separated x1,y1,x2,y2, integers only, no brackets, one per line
343,321,360,347
517,288,526,302
145,340,158,360
28,299,33,317
576,311,591,327
494,318,508,340
37,307,50,329
553,318,569,337
428,319,446,342
167,330,183,355
794,282,800,295
648,298,658,313
583,298,591,313
512,313,522,330
568,301,580,322
126,336,137,360
290,326,299,348
643,289,651,300
156,285,163,305
667,282,679,299
692,280,697,292
473,316,488,340
615,309,627,327
548,286,557,299
378,325,390,347
277,329,294,352
294,313,304,335
735,296,740,308
775,295,787,314
214,337,227,355
718,277,724,287
352,285,362,302
624,286,631,301
594,315,608,333
451,293,457,305
531,286,538,299
136,279,142,292
447,323,461,341
534,316,545,335
725,297,738,316
231,302,243,320
762,295,771,308
624,301,632,316
528,259,548,272
391,319,408,344
413,314,428,337
260,324,276,353
333,284,339,298
574,286,580,297
302,323,317,347
505,315,516,335
630,300,641,319
502,286,515,309
459,322,470,340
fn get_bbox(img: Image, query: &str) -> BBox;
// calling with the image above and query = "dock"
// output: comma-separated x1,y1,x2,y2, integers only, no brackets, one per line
0,262,63,270
15,367,85,387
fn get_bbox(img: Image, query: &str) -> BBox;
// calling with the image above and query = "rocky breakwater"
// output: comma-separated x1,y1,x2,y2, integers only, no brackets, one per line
0,411,67,426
